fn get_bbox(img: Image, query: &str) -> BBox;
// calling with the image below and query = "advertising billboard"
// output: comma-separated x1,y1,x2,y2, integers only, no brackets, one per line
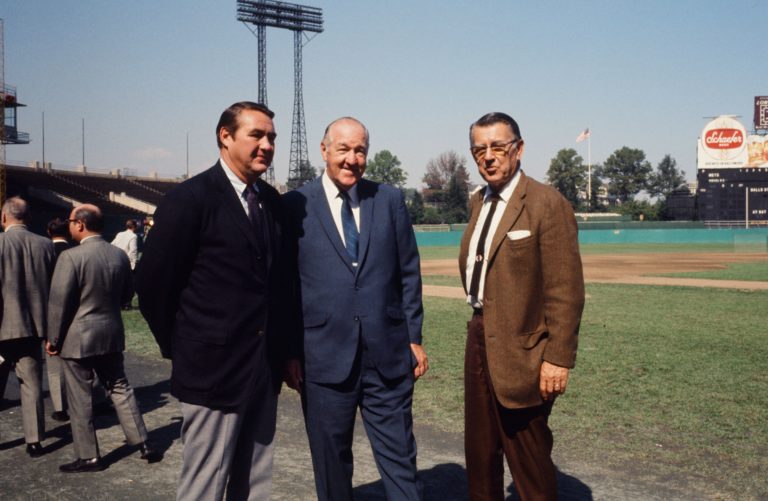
697,115,768,169
755,96,768,130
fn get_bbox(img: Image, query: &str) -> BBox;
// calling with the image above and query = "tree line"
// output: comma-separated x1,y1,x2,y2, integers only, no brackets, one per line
295,145,687,224
546,147,686,220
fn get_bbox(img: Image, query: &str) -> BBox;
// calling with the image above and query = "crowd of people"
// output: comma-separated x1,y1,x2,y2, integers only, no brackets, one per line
0,102,584,501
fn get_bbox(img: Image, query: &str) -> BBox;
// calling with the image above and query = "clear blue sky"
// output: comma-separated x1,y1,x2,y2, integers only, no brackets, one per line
3,0,766,187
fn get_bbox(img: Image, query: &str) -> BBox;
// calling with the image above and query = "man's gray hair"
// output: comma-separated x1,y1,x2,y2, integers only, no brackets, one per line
1,197,30,223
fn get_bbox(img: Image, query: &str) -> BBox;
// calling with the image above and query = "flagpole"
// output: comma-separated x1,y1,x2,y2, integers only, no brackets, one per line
587,128,591,207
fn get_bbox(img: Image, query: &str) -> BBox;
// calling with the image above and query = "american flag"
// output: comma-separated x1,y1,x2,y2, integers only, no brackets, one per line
576,128,590,143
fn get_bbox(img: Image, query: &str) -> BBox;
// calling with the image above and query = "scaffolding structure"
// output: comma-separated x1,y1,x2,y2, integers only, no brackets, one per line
237,0,323,188
1,19,31,203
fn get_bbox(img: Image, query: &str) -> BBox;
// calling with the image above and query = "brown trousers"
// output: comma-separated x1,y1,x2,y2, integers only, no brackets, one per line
464,312,557,501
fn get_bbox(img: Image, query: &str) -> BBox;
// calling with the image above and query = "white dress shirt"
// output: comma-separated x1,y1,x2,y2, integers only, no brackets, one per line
321,170,360,246
465,169,522,308
220,158,259,215
111,230,138,269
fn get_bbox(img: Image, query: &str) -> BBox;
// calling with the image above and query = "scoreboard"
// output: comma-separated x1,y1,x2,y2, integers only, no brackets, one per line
697,168,768,222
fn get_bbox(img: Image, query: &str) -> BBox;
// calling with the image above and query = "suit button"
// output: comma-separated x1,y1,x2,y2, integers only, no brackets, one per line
354,316,359,322
257,330,265,337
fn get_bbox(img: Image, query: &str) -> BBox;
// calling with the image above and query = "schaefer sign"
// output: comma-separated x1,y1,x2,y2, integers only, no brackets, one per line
697,115,768,169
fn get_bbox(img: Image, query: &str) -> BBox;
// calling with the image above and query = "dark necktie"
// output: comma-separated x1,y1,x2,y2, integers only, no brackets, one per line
340,191,359,264
245,185,267,253
468,193,500,299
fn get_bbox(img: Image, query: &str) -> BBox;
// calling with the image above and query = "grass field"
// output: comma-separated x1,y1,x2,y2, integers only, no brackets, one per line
422,274,462,287
121,251,768,499
658,261,768,281
414,285,768,499
418,242,759,261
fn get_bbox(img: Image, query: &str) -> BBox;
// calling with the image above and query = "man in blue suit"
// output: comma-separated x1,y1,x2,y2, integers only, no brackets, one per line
283,117,428,501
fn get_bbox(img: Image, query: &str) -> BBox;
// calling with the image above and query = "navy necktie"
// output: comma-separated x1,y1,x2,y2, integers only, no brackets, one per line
340,191,359,264
245,185,267,253
468,193,500,299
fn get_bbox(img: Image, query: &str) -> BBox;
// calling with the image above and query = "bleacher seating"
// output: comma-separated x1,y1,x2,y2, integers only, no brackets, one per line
133,178,181,196
4,164,180,216
53,171,168,206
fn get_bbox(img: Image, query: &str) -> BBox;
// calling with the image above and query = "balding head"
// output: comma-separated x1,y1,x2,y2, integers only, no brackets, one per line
1,197,30,228
69,204,104,242
322,117,370,150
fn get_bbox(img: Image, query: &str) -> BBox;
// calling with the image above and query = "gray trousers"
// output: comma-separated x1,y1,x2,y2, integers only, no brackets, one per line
61,352,148,459
46,353,67,413
177,370,278,501
0,337,45,443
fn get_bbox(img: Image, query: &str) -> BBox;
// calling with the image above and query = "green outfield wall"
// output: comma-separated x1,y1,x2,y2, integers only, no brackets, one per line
415,227,768,248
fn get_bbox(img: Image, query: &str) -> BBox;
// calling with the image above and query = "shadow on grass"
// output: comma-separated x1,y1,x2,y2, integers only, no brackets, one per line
352,463,593,500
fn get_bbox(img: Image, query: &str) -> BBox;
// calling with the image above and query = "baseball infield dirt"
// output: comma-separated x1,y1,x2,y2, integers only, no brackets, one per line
422,252,768,298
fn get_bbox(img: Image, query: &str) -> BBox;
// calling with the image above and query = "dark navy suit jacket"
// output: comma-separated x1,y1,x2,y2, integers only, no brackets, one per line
283,176,423,384
136,163,296,408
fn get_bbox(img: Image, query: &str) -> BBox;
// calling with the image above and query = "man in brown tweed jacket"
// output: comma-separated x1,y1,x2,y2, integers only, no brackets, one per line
459,112,585,501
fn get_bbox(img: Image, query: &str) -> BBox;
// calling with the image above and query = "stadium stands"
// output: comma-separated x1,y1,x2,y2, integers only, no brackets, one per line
4,164,180,216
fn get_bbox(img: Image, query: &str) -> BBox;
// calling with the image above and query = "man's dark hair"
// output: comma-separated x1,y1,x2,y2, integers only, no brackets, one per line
73,205,104,232
47,217,70,238
126,219,137,231
1,196,30,223
469,112,522,141
216,101,274,149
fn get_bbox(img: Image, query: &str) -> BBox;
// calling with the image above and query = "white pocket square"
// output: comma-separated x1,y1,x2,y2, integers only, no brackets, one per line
507,230,531,240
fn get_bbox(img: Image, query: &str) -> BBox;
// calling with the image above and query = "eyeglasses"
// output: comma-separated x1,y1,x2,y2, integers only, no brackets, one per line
470,139,520,160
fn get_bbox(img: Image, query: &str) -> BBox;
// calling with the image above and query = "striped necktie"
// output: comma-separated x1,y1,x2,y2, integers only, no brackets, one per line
468,193,500,299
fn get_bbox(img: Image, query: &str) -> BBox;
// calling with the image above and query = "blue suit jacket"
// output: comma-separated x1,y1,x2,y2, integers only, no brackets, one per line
283,177,423,384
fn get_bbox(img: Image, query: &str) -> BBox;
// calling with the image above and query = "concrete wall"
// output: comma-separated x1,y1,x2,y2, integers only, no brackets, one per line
415,228,768,248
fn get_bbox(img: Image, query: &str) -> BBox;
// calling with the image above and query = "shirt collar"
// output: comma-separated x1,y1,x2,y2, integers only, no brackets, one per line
3,223,26,231
220,158,258,197
322,170,359,203
484,168,521,204
80,235,100,244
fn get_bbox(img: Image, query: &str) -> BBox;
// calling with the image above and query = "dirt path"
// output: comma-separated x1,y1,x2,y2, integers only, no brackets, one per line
422,252,768,295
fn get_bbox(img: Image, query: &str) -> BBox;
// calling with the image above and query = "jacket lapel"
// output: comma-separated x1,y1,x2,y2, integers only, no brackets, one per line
256,178,278,270
487,172,528,264
459,190,484,292
355,180,375,275
309,178,357,273
211,163,260,253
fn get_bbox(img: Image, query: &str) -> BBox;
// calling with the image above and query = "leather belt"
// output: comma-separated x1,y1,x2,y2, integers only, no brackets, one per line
473,308,483,316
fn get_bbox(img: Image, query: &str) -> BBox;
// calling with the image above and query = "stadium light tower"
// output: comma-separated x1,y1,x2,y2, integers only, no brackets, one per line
237,1,323,188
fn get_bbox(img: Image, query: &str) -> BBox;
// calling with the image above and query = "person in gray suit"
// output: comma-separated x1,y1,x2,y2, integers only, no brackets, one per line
46,217,71,422
0,197,53,458
46,204,159,473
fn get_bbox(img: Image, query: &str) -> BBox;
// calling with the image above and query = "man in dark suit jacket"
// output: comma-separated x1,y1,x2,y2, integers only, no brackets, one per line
459,113,585,500
47,204,158,473
283,117,428,501
45,217,71,422
0,197,54,458
137,102,295,500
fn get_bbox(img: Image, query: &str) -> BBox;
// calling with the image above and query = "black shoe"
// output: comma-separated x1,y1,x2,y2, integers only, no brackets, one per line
59,457,105,473
26,442,45,458
51,410,70,422
138,442,162,463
